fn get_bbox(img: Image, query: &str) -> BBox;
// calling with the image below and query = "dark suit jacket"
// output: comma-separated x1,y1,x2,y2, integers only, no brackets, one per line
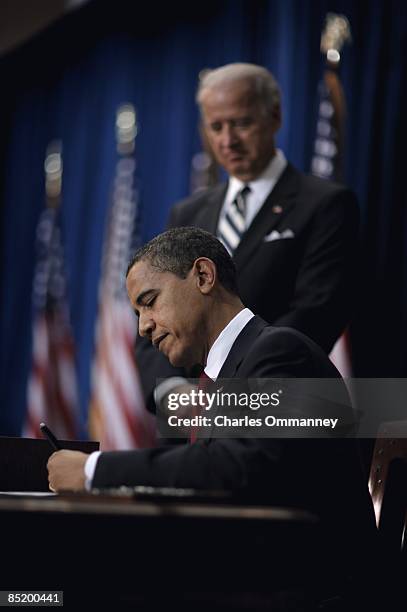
95,317,374,543
136,162,359,408
169,163,359,349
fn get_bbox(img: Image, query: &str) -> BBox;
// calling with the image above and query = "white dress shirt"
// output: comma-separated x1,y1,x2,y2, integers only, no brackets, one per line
204,308,254,380
84,308,255,490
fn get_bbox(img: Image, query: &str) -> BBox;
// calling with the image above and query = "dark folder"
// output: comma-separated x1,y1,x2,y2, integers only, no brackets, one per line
0,436,99,492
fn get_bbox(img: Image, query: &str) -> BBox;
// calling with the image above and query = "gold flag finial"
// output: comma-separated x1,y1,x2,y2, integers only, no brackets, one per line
321,13,352,64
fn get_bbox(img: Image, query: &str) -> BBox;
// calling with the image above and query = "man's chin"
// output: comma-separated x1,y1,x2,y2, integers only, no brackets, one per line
167,350,191,369
226,159,246,172
164,346,179,367
227,162,254,181
168,355,186,368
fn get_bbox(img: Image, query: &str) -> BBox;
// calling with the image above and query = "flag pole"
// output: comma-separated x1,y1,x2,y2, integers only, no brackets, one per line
25,141,80,439
311,14,353,377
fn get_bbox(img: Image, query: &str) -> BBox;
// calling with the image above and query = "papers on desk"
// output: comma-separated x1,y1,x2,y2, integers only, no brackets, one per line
91,485,231,502
0,491,57,497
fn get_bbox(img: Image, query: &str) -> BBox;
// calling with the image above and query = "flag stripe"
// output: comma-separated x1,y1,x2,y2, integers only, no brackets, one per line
89,132,156,450
25,207,80,440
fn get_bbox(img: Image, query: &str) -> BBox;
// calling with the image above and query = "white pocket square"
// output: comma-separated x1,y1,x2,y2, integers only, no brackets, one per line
264,228,295,242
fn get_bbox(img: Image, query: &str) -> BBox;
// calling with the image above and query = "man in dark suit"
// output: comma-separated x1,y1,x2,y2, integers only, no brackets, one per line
136,63,359,411
47,227,379,605
47,228,371,522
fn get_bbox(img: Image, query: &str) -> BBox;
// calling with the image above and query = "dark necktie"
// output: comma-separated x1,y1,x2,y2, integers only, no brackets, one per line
218,185,251,255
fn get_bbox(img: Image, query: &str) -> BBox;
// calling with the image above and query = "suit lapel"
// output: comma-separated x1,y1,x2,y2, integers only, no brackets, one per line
198,182,228,234
200,316,268,442
233,163,300,270
218,316,269,379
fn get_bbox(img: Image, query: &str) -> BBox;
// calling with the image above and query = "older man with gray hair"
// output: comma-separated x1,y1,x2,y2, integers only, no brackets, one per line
137,62,359,412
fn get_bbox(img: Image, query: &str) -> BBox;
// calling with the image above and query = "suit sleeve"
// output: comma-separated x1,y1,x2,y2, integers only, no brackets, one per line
93,330,370,539
93,332,329,506
273,188,359,352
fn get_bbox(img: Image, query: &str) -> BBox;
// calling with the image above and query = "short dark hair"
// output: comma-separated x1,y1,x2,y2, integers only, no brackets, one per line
127,227,239,295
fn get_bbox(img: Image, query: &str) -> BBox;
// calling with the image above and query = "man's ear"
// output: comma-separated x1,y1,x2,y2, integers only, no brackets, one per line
193,257,217,294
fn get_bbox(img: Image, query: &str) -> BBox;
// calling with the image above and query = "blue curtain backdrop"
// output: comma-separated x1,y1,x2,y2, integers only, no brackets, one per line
0,0,406,435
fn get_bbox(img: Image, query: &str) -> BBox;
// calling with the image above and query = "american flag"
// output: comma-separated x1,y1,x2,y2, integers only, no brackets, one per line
88,104,156,450
25,205,80,439
310,76,342,182
311,14,352,378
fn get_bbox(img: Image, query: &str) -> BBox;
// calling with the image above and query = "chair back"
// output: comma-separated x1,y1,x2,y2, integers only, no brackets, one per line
368,421,407,553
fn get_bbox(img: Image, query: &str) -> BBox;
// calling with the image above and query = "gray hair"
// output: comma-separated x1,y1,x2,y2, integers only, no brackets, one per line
196,63,281,117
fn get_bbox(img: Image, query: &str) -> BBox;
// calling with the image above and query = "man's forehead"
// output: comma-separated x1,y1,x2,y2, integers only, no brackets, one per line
127,260,162,288
202,80,259,107
127,259,186,295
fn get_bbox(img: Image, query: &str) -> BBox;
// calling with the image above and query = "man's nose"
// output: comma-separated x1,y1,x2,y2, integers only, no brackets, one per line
138,311,155,338
220,124,239,148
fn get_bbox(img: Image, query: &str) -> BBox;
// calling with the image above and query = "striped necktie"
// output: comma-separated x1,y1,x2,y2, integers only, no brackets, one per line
218,185,251,255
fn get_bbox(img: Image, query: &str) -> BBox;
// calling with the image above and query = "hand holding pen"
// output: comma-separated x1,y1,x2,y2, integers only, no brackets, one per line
41,423,89,492
40,422,62,450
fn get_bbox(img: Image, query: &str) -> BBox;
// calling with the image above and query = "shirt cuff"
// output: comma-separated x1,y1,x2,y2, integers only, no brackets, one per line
84,451,102,491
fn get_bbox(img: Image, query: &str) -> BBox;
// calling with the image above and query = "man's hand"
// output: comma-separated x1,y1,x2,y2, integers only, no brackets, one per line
47,450,89,492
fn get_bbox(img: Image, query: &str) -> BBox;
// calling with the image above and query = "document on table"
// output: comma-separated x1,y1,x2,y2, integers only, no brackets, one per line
0,491,57,496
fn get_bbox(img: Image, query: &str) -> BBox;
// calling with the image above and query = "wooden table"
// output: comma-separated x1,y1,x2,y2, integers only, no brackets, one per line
0,492,321,609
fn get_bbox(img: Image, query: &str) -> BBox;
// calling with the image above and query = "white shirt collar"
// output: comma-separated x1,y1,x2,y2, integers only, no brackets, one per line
227,148,287,202
223,149,287,229
205,308,255,380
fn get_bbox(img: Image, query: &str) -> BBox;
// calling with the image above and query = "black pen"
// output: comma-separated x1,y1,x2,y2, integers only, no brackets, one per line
40,422,61,451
